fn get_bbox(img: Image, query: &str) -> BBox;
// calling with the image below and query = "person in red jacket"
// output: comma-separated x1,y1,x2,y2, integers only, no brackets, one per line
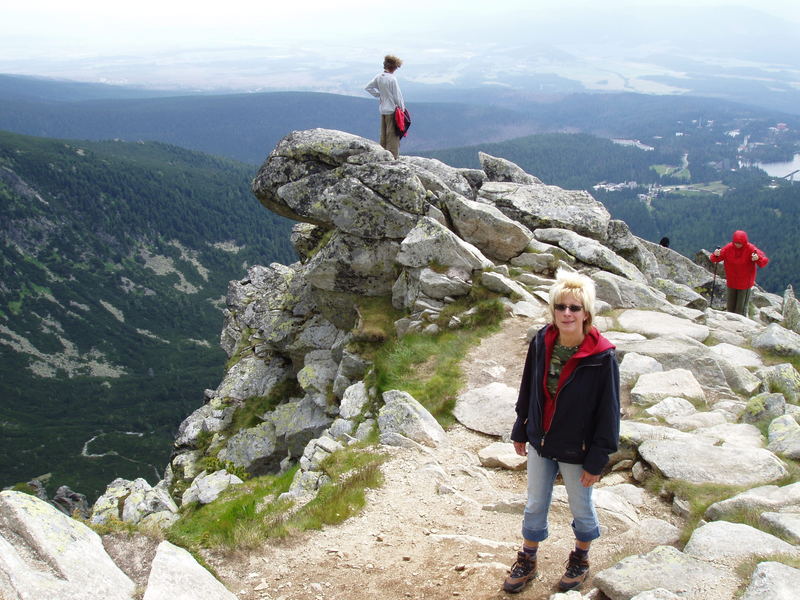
710,230,769,316
504,269,620,594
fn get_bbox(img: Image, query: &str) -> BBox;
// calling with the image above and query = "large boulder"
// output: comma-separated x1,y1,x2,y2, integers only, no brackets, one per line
378,390,446,447
0,491,135,600
616,309,709,342
605,220,660,280
395,216,493,271
751,323,800,356
768,414,800,459
478,181,611,240
592,271,698,319
400,155,475,199
593,545,738,600
640,239,716,289
705,482,800,521
684,521,800,562
181,469,244,506
638,438,787,486
756,363,800,403
143,540,238,600
305,231,401,296
478,152,542,184
741,561,800,600
534,228,646,283
783,285,800,334
630,369,706,406
454,382,518,436
444,193,532,261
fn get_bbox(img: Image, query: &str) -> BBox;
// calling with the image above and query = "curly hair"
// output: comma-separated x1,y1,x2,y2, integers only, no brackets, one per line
383,55,403,71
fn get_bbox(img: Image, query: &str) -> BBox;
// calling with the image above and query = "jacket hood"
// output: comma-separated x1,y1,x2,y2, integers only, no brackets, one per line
545,325,615,357
732,230,749,245
580,326,616,356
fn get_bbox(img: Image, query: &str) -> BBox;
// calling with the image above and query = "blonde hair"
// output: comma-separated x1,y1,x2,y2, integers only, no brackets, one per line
547,268,596,335
383,55,403,71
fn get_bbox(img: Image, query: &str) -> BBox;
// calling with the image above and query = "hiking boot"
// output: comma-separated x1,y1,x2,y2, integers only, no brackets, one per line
503,551,537,593
558,550,589,591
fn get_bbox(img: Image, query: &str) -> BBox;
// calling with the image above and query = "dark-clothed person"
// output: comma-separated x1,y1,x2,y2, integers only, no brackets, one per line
503,269,620,594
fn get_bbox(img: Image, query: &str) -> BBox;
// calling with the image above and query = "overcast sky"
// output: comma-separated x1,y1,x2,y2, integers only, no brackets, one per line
2,0,799,90
4,0,800,55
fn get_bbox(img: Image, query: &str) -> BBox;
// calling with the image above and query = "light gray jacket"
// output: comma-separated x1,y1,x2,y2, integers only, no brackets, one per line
365,71,404,115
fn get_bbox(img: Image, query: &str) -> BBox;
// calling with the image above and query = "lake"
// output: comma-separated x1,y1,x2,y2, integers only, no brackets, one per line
755,154,800,178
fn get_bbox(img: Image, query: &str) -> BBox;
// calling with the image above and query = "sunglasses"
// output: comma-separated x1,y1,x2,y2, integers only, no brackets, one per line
554,303,584,313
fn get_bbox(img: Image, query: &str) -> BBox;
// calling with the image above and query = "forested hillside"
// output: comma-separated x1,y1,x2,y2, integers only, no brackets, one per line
426,133,686,190
0,131,294,499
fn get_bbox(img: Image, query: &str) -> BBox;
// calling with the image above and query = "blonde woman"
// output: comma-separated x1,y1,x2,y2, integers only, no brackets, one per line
504,269,620,594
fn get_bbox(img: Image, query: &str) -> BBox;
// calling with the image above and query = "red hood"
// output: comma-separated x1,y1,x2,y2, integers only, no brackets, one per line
732,230,749,245
545,325,615,357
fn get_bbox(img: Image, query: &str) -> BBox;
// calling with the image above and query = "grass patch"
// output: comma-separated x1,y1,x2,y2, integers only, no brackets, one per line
774,457,800,486
349,296,404,358
642,472,748,546
168,467,298,549
167,443,386,551
733,554,800,598
371,295,504,427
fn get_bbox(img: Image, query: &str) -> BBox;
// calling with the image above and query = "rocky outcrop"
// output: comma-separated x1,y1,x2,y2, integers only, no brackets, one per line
8,127,795,597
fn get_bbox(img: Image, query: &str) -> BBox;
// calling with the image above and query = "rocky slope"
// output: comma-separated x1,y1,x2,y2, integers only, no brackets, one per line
3,128,800,600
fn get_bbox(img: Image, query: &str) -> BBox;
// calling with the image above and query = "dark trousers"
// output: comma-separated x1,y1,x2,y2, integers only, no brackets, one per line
726,287,752,316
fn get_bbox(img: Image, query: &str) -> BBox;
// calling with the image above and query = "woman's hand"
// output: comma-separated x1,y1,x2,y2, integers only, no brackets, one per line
513,441,527,457
580,470,600,487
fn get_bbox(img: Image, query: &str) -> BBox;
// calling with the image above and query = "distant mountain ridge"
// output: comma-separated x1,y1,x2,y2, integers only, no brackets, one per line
0,130,294,499
1,74,798,165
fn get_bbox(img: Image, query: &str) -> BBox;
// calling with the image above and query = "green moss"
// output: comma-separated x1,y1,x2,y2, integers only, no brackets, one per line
745,396,766,417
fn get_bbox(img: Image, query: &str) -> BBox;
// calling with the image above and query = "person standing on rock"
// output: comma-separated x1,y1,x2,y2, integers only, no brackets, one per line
504,269,620,594
710,229,769,317
365,54,405,159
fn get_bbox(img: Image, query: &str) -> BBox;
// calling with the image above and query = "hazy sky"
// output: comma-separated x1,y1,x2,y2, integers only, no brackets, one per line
4,0,799,56
2,0,799,90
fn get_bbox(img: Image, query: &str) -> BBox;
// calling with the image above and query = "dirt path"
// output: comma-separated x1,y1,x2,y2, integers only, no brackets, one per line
208,315,680,600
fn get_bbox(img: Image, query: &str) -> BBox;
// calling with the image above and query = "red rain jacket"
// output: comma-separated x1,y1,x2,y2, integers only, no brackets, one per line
710,230,768,289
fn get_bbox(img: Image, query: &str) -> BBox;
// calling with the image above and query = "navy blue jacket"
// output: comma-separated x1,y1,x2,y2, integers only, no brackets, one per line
511,325,620,475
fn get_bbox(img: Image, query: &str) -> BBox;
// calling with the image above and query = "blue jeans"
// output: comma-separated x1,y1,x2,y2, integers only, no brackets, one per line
522,446,600,543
